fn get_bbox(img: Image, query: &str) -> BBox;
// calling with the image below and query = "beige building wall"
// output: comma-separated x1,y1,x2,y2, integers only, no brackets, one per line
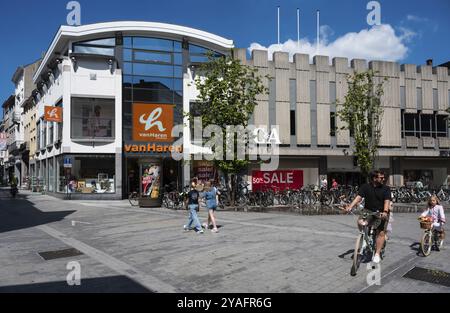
237,49,449,159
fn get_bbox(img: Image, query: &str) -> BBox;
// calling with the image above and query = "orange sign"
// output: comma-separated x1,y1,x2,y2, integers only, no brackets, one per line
44,106,63,122
133,103,174,142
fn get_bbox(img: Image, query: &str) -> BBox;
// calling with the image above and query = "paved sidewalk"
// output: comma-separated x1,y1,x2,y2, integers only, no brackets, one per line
0,189,449,293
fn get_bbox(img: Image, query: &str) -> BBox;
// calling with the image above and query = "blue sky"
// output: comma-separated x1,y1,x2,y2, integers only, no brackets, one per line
0,0,449,117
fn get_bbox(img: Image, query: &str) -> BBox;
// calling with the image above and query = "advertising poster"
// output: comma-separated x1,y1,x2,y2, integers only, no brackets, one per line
142,163,161,199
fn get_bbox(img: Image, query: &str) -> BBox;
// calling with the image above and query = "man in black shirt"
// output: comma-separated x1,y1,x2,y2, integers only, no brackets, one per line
346,170,391,264
183,181,204,234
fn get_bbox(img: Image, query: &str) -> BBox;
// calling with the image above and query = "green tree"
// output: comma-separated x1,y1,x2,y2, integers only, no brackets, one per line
336,69,387,178
188,51,269,206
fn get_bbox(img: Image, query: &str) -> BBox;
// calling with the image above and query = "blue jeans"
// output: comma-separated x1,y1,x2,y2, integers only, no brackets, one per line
187,204,202,231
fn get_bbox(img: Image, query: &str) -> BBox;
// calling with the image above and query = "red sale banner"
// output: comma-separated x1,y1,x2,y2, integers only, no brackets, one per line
252,170,304,191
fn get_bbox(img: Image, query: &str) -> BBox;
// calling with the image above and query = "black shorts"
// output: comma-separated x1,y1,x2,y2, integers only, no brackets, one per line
359,209,389,232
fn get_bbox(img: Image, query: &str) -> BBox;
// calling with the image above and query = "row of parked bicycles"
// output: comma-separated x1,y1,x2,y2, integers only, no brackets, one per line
159,182,450,210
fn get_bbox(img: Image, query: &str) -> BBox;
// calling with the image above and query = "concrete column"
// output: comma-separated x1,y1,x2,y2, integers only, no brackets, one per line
115,148,122,200
390,156,403,187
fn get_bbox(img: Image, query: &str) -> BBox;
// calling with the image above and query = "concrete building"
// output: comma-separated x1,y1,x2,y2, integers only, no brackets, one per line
7,60,41,187
23,20,450,202
233,50,450,189
2,95,15,183
32,21,232,201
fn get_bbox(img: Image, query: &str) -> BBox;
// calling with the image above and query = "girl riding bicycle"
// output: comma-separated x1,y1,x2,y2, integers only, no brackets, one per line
420,196,446,247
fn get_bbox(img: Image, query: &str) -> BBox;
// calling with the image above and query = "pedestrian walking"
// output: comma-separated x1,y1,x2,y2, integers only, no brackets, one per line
202,180,219,233
183,180,204,234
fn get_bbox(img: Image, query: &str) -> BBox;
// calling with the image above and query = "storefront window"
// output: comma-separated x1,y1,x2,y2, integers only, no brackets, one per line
141,162,161,199
71,98,115,139
62,155,115,194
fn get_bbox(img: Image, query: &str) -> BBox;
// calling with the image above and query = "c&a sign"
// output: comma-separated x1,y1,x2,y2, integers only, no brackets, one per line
44,106,63,123
133,103,174,142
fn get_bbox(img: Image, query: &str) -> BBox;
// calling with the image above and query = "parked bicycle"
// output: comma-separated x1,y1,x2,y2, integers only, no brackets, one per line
128,191,139,207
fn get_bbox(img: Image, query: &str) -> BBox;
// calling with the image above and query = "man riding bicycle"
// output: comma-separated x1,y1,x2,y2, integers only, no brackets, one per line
345,170,391,264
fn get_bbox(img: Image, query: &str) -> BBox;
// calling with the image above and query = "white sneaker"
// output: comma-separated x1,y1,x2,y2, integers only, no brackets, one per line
373,254,381,264
197,229,204,234
183,225,190,232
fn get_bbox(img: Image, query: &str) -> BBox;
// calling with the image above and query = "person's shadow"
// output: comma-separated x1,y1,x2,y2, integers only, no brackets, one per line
410,242,421,256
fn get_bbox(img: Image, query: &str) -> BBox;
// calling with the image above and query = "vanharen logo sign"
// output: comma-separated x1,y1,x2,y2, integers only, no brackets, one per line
44,106,63,122
133,103,174,142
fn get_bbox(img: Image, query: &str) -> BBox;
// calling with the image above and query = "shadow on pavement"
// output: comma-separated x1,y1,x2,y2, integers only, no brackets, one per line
410,242,421,255
0,275,153,293
338,249,355,260
0,189,76,234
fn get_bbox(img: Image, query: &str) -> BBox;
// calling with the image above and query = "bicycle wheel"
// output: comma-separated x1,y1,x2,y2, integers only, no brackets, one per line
351,234,364,276
128,193,139,207
420,231,432,256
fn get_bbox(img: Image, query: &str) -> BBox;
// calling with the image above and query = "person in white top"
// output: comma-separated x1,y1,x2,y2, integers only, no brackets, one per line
421,195,446,244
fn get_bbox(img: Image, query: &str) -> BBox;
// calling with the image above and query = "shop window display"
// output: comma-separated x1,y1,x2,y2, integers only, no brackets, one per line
58,155,115,194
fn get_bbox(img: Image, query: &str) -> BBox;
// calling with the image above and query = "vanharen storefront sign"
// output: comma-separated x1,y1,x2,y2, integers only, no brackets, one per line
133,103,174,142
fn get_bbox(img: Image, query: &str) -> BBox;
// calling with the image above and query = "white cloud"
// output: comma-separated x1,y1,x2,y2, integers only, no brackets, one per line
406,15,428,22
248,24,412,63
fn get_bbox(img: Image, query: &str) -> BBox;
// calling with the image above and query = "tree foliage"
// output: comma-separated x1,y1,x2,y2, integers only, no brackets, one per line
187,52,269,204
336,70,386,177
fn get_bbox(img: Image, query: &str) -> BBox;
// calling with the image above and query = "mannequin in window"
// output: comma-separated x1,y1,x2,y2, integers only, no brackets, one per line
89,105,109,137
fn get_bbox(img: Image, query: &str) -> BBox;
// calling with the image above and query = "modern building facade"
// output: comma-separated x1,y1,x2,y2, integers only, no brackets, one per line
231,50,450,189
2,20,449,200
31,21,232,201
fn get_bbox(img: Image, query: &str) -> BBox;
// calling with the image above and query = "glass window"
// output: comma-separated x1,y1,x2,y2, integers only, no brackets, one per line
49,122,54,145
437,115,448,138
174,66,183,78
43,120,47,147
123,88,132,101
133,89,174,103
133,63,174,77
73,45,114,56
420,114,433,137
77,38,115,46
124,49,133,61
133,37,173,51
189,44,210,54
190,55,210,63
291,110,296,136
123,101,132,115
134,51,172,64
124,62,133,75
404,113,417,137
131,76,175,90
174,41,182,52
330,112,336,137
71,98,115,139
174,53,182,65
56,102,63,142
124,37,133,48
36,121,41,149
64,155,115,194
